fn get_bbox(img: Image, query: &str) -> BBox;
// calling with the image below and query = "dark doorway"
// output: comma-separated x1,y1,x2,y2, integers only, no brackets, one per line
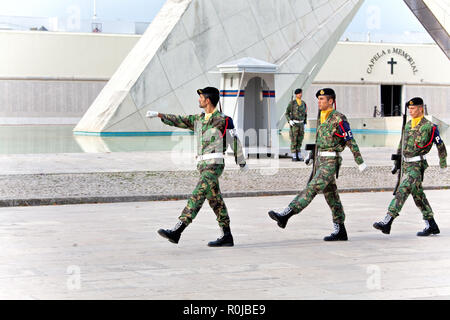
243,77,269,148
381,85,402,116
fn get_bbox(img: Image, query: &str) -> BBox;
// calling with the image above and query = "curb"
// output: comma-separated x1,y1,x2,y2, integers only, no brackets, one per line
0,185,448,208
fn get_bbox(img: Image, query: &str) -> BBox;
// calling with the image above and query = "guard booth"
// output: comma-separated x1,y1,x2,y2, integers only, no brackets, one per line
215,57,279,157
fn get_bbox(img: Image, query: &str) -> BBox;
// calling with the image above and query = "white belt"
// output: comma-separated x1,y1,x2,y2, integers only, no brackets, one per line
292,120,301,123
196,153,224,162
318,151,340,157
404,155,426,162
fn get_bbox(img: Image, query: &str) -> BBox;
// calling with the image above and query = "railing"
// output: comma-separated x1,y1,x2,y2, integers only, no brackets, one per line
374,104,429,117
373,105,385,117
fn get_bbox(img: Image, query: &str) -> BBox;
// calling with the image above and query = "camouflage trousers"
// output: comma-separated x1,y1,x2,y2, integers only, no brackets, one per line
179,163,230,227
288,157,345,223
289,125,305,153
388,163,433,220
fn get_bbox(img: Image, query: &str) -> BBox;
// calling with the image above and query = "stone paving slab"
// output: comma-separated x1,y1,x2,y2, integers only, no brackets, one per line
1,190,449,300
0,147,443,175
0,166,447,207
0,146,448,207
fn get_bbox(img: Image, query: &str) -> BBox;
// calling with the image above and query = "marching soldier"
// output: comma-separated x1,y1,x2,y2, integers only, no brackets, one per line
373,97,447,236
286,88,307,161
269,88,367,241
146,87,248,247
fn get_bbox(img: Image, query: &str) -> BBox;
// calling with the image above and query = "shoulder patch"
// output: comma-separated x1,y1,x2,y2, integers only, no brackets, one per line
226,116,235,129
335,120,353,141
433,125,443,145
415,124,442,148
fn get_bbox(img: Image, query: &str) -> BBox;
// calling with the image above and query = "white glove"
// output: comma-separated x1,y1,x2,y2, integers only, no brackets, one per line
358,162,367,172
228,128,237,138
304,123,307,130
288,120,295,126
146,110,159,118
304,151,313,166
440,167,448,174
239,163,249,173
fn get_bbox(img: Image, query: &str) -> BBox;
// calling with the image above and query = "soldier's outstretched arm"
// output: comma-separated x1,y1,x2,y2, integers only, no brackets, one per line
160,113,196,131
146,110,195,130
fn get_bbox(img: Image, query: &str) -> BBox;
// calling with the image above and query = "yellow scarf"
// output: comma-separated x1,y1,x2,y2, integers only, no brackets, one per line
204,108,216,121
411,115,423,128
320,109,333,124
296,98,302,106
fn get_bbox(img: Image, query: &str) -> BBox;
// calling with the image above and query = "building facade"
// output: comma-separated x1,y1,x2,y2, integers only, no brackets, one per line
305,41,450,123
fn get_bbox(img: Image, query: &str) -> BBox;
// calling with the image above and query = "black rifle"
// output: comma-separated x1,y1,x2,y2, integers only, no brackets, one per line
305,108,321,183
392,102,408,195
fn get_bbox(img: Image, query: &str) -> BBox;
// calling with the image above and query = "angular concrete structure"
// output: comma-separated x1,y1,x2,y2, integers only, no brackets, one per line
404,0,450,59
74,0,364,135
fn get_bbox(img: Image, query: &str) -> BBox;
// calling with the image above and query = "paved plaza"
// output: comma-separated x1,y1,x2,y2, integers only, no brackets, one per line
0,144,448,300
0,146,443,175
0,147,448,207
1,190,450,300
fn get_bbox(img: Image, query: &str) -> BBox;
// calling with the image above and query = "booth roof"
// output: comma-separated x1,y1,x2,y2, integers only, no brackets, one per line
216,57,279,73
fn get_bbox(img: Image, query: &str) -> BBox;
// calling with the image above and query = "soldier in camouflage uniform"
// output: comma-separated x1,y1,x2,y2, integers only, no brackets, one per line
373,97,447,236
146,87,248,247
269,88,367,241
286,88,307,161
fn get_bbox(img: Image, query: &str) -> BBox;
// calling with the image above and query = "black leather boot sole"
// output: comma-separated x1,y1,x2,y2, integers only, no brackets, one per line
207,240,234,247
417,228,440,236
323,234,348,241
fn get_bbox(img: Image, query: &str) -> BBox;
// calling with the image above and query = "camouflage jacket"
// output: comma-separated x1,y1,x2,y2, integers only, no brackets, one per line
160,109,246,167
285,100,307,125
316,110,364,165
398,117,447,168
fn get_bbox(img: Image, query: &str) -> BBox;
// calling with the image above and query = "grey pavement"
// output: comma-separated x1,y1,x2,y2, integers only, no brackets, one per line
0,147,448,207
0,147,444,175
1,190,450,300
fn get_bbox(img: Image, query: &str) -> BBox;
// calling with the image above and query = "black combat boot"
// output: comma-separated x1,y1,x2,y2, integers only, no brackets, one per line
268,207,296,229
417,218,440,236
157,221,187,244
373,214,394,234
208,226,234,247
324,222,348,241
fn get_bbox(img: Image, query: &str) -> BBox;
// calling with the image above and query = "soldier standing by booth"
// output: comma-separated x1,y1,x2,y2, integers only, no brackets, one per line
269,88,367,241
146,87,248,247
373,97,447,236
285,88,307,161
